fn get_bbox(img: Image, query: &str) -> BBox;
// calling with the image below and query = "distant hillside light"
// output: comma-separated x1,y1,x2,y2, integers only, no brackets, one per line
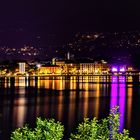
138,39,140,43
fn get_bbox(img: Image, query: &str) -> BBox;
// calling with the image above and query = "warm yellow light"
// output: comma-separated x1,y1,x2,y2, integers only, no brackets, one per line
95,70,98,73
128,67,133,71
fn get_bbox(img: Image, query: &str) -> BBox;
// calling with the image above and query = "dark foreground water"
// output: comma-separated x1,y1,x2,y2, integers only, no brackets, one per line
0,76,140,139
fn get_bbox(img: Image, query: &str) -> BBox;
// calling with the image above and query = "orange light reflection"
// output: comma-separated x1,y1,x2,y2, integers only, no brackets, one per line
126,84,133,129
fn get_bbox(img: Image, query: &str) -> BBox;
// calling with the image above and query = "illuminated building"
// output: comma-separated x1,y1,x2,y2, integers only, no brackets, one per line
79,61,109,75
38,65,62,75
19,62,26,74
24,58,110,76
55,59,109,75
55,60,79,74
55,60,67,74
101,60,109,74
65,60,79,74
80,63,95,74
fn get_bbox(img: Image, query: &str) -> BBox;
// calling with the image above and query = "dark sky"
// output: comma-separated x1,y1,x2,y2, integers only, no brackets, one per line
0,1,140,40
0,1,140,29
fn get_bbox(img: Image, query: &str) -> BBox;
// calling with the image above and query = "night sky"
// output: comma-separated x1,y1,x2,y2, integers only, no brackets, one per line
0,0,140,45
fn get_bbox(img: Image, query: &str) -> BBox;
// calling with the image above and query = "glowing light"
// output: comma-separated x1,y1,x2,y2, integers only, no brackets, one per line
95,69,98,73
37,64,41,68
128,67,133,71
120,67,125,72
112,67,118,72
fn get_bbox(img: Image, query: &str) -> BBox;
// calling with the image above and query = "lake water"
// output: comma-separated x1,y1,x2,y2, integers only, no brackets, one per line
0,76,140,139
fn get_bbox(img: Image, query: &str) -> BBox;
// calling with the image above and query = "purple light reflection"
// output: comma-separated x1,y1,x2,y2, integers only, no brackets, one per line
110,76,118,109
112,76,118,83
119,82,126,131
110,76,126,132
119,76,125,83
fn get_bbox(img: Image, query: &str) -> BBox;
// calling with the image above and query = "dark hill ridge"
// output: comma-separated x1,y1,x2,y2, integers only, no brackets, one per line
62,31,140,66
0,31,140,68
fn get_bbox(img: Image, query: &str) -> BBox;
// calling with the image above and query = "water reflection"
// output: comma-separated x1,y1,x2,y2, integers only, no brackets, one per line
13,98,27,127
110,76,126,131
126,83,133,129
0,76,139,139
37,77,65,90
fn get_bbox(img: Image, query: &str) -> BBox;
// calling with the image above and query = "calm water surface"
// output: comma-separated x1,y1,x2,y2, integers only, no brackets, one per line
0,76,140,139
